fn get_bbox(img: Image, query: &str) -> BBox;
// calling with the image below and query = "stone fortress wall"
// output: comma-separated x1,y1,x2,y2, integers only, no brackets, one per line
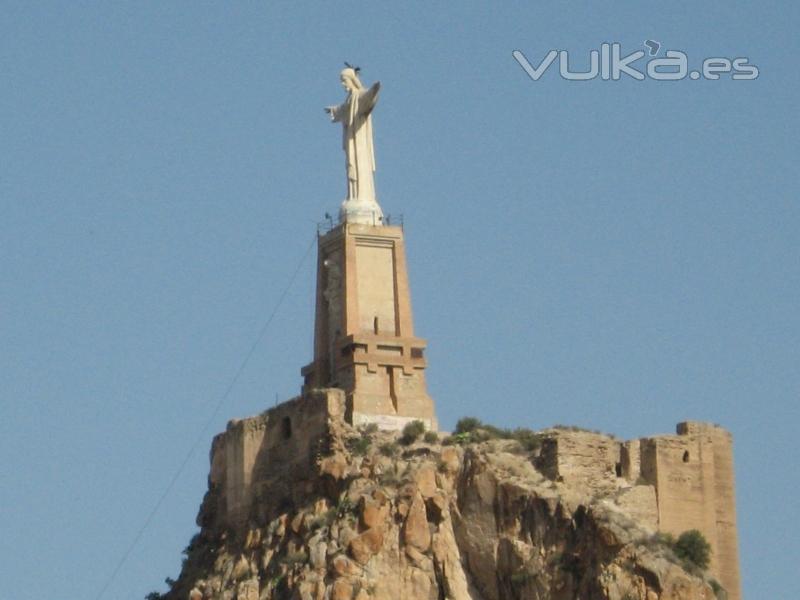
208,401,740,600
537,421,740,600
208,389,346,528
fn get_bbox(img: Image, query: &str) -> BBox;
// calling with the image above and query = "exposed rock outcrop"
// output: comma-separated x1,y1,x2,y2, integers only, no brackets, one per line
161,424,720,600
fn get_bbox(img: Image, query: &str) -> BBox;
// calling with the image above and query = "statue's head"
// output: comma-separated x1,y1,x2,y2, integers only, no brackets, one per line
340,67,364,92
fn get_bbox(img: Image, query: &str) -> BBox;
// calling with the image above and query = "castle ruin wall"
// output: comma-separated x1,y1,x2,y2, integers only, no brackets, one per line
207,389,345,529
537,421,740,600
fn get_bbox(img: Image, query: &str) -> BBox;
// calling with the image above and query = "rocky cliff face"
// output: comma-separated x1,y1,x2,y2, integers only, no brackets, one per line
163,422,719,600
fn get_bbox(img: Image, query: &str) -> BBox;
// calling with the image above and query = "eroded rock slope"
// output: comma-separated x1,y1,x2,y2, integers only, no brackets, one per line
162,425,718,600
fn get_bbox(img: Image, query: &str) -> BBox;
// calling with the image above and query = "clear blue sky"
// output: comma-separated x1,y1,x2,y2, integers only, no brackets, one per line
1,2,796,598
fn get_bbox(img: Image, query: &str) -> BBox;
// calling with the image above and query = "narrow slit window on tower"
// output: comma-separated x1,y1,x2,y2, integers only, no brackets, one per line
373,316,379,334
682,450,690,463
282,416,292,440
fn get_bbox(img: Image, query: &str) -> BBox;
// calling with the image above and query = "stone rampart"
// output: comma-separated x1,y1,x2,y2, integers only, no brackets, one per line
207,388,346,529
208,411,740,599
535,421,740,600
536,429,621,495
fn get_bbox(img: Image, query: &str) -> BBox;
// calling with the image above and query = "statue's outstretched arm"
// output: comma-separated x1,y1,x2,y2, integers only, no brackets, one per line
325,103,345,123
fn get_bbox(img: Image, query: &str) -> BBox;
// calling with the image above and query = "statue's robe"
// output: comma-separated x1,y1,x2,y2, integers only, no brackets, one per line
330,81,380,203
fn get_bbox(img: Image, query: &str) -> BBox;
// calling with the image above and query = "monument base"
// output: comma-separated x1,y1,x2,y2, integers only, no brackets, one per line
340,198,384,226
351,412,434,432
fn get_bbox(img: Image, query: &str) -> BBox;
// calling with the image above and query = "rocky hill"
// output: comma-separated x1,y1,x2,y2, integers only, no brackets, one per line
158,418,723,600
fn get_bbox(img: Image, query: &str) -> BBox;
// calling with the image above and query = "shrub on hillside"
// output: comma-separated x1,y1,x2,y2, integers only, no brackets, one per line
454,417,482,435
642,529,712,573
346,434,371,455
379,441,398,457
447,417,542,451
509,428,541,452
423,430,439,444
400,420,426,445
674,529,711,570
450,417,541,449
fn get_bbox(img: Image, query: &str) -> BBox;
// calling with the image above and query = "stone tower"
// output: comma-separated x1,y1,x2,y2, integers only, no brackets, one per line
638,422,742,600
300,221,437,431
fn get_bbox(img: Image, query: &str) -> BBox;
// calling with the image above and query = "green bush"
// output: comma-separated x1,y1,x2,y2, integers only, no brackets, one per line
346,435,371,455
552,424,603,435
674,529,711,570
509,428,541,452
444,432,472,446
400,420,426,445
379,442,398,457
470,428,496,442
448,417,541,452
454,417,482,434
423,431,439,444
644,529,711,572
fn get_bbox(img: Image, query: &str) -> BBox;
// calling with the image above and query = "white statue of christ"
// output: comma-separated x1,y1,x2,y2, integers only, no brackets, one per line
325,67,383,225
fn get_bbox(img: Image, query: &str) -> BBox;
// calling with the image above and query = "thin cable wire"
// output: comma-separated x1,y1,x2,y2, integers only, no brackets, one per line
94,233,317,600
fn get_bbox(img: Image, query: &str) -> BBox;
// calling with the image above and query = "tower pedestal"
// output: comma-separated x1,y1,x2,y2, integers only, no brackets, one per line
301,222,437,431
339,197,384,226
